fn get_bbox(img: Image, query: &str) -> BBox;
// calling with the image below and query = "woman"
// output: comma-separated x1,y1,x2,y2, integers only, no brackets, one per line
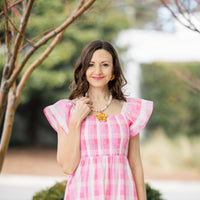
44,40,153,200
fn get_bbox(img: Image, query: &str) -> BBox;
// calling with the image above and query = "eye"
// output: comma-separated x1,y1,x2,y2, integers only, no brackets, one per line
102,63,109,67
89,63,94,67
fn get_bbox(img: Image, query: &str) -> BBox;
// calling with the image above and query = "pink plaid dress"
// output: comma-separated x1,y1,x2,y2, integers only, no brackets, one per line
44,97,153,200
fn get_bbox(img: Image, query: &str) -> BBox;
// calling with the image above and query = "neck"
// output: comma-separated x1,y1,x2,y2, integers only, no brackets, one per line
87,87,110,101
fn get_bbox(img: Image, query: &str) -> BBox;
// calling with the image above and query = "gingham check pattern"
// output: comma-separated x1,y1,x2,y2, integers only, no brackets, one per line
44,98,153,200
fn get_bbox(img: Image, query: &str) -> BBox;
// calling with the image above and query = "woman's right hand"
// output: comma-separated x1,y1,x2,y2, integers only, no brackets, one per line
71,97,92,124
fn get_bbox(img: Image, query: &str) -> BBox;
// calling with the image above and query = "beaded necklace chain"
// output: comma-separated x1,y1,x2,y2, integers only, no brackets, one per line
89,94,112,122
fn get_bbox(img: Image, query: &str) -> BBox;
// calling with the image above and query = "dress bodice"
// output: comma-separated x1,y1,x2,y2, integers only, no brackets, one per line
43,97,153,200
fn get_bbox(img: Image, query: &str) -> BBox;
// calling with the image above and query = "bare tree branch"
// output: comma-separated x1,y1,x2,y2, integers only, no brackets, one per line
0,0,35,124
0,0,24,18
4,0,10,54
7,0,22,19
7,15,35,48
0,0,97,171
160,0,200,33
21,26,57,50
0,0,96,125
0,84,16,171
11,6,16,50
172,68,200,93
15,0,96,107
15,31,65,108
75,0,85,12
9,0,96,89
8,0,35,78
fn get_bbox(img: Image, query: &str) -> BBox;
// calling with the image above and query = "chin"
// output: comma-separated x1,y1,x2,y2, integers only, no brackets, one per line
88,80,109,88
89,84,107,88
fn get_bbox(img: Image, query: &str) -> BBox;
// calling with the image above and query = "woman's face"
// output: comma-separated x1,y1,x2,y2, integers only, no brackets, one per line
86,49,113,90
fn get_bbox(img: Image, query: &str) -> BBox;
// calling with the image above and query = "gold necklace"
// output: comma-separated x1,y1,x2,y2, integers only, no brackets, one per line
91,95,112,122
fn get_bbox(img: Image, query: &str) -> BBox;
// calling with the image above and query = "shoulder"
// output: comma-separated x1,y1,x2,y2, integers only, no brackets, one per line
125,97,153,107
44,99,73,113
43,99,72,134
52,99,73,106
125,98,154,137
126,97,153,103
112,98,124,107
70,98,80,105
124,97,153,115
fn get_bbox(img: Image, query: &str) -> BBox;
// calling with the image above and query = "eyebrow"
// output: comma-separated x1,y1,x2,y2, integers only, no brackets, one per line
90,61,111,63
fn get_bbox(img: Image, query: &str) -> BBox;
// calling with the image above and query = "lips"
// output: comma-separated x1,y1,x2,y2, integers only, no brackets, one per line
92,77,104,80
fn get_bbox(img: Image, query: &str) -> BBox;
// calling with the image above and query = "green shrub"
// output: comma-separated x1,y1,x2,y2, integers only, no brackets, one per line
33,181,164,200
145,183,165,200
32,180,67,200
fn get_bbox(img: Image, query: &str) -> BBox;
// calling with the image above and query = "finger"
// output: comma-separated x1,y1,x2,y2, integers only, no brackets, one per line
80,98,92,108
80,97,92,104
77,97,87,103
87,104,93,109
76,99,89,107
86,103,92,111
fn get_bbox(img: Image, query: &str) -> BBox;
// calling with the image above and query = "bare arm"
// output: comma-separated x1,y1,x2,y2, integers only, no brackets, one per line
56,97,92,175
57,121,81,175
127,134,146,200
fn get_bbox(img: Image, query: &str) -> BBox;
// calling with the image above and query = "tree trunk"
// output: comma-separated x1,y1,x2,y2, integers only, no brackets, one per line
0,0,96,172
0,88,16,172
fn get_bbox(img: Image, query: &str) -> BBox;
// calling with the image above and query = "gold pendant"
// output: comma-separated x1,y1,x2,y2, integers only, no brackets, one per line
96,112,108,122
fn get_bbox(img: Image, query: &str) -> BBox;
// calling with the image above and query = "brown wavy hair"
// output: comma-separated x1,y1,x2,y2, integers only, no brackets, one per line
69,40,127,101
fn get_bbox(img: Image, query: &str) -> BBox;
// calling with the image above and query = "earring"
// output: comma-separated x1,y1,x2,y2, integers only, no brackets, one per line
110,74,115,81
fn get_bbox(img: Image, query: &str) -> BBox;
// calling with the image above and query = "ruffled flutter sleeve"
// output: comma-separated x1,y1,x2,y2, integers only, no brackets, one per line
126,98,153,138
43,99,73,135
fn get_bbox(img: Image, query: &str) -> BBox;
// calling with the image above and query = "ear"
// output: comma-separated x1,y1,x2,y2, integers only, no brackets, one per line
110,74,115,81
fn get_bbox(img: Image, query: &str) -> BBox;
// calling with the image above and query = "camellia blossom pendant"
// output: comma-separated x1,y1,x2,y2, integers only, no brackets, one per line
87,93,112,122
96,112,108,122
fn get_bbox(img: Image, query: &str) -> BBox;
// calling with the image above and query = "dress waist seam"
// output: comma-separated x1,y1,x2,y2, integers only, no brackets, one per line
80,154,127,159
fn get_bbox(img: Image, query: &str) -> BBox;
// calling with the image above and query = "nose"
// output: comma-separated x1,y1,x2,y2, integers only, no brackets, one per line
95,64,102,74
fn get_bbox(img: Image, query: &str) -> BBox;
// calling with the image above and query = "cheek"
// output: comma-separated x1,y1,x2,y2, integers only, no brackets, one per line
85,69,91,80
109,65,114,74
107,68,113,77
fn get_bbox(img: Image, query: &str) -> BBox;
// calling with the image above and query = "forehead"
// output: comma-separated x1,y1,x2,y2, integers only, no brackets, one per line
91,49,112,62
